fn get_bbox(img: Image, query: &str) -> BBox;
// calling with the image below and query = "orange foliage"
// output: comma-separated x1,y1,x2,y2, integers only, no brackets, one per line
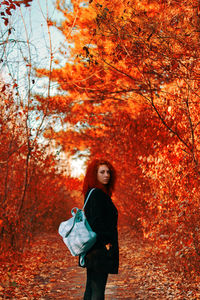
34,0,200,276
0,81,82,254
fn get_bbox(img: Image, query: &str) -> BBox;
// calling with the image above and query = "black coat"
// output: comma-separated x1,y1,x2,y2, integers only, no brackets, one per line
82,188,119,274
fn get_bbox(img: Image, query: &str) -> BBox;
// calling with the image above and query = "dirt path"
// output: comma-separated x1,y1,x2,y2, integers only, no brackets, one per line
1,226,200,299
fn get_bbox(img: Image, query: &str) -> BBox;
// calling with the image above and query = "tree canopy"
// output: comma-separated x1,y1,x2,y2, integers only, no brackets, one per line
1,0,200,277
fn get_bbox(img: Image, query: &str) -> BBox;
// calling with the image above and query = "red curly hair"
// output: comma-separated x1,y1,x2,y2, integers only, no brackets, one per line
83,159,116,196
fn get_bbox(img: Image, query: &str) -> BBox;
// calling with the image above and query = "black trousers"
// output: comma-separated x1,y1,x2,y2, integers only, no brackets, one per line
83,268,108,300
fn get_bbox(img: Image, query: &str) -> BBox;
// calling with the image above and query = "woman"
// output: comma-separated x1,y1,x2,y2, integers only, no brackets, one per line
81,159,119,300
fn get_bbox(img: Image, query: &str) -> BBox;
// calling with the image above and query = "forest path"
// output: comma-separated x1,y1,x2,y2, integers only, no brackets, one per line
1,226,199,299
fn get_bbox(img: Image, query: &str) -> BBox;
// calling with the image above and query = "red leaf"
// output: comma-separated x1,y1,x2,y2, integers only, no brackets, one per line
5,8,12,16
4,18,9,26
10,4,16,10
2,1,10,5
1,85,6,93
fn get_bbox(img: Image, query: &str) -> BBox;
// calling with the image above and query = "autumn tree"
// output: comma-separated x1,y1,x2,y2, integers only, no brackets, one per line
35,0,200,275
0,1,82,254
51,0,200,166
36,0,200,177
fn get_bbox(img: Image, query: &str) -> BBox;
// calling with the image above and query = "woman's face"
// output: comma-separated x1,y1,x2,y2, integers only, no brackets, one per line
97,164,111,185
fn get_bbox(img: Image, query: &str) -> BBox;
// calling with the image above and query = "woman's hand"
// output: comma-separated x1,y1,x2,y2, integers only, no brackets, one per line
105,243,112,250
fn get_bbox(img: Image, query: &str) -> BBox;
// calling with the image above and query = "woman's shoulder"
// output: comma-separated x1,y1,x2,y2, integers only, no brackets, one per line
91,188,111,204
86,187,110,199
93,188,109,197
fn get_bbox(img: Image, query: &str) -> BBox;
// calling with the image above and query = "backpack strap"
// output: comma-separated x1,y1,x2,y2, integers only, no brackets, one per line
82,188,95,210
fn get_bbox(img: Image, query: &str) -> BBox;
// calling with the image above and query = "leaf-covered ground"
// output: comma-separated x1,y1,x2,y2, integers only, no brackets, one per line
0,226,200,299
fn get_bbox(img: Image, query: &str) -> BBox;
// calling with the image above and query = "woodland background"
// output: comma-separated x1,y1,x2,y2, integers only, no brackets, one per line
0,0,200,287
